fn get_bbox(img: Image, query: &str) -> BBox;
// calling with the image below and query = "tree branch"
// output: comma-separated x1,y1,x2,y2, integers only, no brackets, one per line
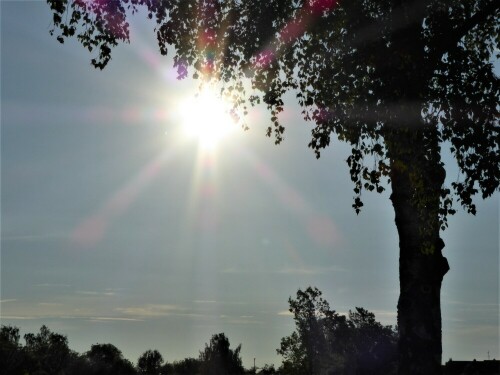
429,1,499,66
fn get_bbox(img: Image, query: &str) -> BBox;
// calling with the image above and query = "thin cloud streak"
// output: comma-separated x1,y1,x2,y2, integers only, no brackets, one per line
221,265,345,275
76,291,116,297
87,317,144,322
115,304,185,318
1,233,67,242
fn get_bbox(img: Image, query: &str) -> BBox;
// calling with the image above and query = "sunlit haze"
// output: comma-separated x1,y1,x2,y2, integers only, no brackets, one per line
1,1,498,370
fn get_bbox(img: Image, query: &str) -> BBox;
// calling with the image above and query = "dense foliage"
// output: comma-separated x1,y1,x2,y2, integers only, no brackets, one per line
47,0,499,219
278,287,397,375
199,333,245,375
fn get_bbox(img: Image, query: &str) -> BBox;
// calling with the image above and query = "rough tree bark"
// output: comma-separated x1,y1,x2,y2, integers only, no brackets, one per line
388,126,450,375
385,3,450,372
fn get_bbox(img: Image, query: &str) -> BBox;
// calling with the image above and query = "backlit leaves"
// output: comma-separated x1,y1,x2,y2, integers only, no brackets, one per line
47,0,499,223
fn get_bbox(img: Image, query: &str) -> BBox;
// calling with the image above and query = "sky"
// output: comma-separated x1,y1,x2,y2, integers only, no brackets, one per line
1,0,498,369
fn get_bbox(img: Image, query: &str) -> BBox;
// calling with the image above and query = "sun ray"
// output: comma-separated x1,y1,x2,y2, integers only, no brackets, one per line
232,145,342,251
72,147,180,246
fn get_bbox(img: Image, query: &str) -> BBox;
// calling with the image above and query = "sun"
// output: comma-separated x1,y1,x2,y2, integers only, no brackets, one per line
178,86,237,150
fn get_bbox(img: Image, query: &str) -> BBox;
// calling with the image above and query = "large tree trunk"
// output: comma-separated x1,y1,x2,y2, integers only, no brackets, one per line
385,1,450,372
388,128,450,375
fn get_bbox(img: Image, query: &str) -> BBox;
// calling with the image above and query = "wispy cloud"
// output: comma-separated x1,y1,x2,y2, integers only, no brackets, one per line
34,283,72,288
217,314,261,325
87,317,144,322
115,304,184,318
277,310,293,317
221,265,345,276
220,267,248,274
37,302,63,307
192,300,247,306
227,318,262,325
2,233,67,242
448,324,500,338
76,290,116,297
276,266,344,275
0,299,17,304
444,300,499,308
1,316,39,320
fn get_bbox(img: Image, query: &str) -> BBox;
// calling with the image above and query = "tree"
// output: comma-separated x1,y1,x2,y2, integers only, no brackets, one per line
169,357,201,375
258,364,278,375
137,349,164,375
278,287,343,375
23,325,71,375
46,1,500,373
347,308,398,375
278,287,397,375
86,343,137,375
199,333,245,375
0,325,26,375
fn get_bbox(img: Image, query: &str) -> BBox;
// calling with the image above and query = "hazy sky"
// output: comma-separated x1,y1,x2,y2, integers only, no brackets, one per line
1,1,498,368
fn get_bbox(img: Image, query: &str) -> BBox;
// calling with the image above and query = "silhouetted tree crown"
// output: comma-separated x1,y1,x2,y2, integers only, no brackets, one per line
137,349,164,375
199,333,245,375
86,343,137,375
167,357,201,375
0,325,25,375
278,287,397,375
47,0,499,215
23,325,71,375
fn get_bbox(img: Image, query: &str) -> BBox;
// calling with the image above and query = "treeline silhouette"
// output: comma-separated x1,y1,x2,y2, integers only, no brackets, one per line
0,287,397,374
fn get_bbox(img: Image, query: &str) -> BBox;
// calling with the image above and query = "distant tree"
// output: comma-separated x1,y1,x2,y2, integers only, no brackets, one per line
159,360,174,375
47,1,500,373
0,325,26,375
23,325,71,375
138,349,164,375
86,343,137,375
170,357,201,375
199,333,245,375
0,325,21,346
348,307,398,375
278,287,397,375
278,287,349,375
64,351,94,375
258,364,278,374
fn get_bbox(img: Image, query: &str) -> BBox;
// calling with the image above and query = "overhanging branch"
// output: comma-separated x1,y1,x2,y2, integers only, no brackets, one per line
428,0,499,67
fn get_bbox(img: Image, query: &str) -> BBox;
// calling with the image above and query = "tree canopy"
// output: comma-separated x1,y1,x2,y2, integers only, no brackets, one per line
0,325,256,375
278,287,397,375
47,0,499,218
137,349,164,374
198,332,245,375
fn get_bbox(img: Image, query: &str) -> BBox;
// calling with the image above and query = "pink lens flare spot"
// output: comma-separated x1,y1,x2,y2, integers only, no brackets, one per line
140,49,162,69
256,49,276,68
280,19,306,43
201,29,217,45
72,215,108,247
309,0,339,14
307,215,341,248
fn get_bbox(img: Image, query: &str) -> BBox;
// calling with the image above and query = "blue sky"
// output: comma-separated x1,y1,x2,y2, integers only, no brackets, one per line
1,1,498,368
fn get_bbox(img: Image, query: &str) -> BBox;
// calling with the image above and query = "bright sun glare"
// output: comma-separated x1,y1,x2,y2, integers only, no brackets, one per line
178,87,237,150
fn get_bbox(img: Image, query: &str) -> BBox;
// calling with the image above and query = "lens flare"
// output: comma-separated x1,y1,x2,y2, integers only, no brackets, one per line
178,87,236,150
